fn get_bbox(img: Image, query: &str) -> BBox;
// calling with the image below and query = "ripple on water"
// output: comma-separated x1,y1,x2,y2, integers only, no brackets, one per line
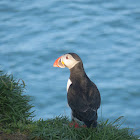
0,0,140,135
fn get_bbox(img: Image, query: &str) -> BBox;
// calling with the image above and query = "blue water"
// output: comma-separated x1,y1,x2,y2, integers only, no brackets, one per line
0,0,140,135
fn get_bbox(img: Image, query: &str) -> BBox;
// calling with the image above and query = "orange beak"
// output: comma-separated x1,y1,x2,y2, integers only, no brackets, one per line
53,56,62,67
53,55,66,68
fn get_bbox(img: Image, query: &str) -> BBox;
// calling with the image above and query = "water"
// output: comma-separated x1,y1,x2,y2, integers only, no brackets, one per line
0,0,140,135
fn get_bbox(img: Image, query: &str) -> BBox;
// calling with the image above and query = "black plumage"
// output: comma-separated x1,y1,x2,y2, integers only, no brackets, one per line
67,53,101,127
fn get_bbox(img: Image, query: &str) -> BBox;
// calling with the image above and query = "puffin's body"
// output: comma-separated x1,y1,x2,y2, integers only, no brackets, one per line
54,53,101,128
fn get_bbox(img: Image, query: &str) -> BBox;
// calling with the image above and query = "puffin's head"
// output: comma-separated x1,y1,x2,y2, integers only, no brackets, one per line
53,53,82,69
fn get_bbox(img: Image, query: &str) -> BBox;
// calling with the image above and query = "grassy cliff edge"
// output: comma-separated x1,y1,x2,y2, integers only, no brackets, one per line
0,71,139,140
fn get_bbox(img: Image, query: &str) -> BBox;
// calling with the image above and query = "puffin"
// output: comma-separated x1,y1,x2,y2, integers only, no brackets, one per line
53,53,101,128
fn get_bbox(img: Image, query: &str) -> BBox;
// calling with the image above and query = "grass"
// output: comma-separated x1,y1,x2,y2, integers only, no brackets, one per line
0,70,33,124
0,70,139,140
0,116,139,140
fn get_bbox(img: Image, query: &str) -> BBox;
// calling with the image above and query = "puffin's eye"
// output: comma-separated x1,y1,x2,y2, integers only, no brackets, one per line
66,56,69,59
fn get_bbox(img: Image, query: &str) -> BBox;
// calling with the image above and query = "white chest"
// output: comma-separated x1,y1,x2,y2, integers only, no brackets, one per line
67,79,72,92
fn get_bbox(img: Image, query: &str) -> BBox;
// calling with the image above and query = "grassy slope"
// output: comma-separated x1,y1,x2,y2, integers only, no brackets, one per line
0,71,33,124
0,116,139,140
0,71,139,140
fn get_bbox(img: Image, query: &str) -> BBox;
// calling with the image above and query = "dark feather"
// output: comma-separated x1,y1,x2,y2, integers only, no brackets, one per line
67,56,101,127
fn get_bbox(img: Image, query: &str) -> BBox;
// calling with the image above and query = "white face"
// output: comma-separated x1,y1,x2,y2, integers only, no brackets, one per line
61,54,80,69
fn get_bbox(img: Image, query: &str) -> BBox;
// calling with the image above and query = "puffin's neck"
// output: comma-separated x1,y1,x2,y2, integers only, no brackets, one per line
69,62,86,81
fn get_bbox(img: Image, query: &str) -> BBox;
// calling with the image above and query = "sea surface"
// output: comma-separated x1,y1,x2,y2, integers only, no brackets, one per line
0,0,140,135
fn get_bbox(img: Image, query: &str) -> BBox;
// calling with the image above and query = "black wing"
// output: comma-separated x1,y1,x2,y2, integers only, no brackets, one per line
67,80,101,121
